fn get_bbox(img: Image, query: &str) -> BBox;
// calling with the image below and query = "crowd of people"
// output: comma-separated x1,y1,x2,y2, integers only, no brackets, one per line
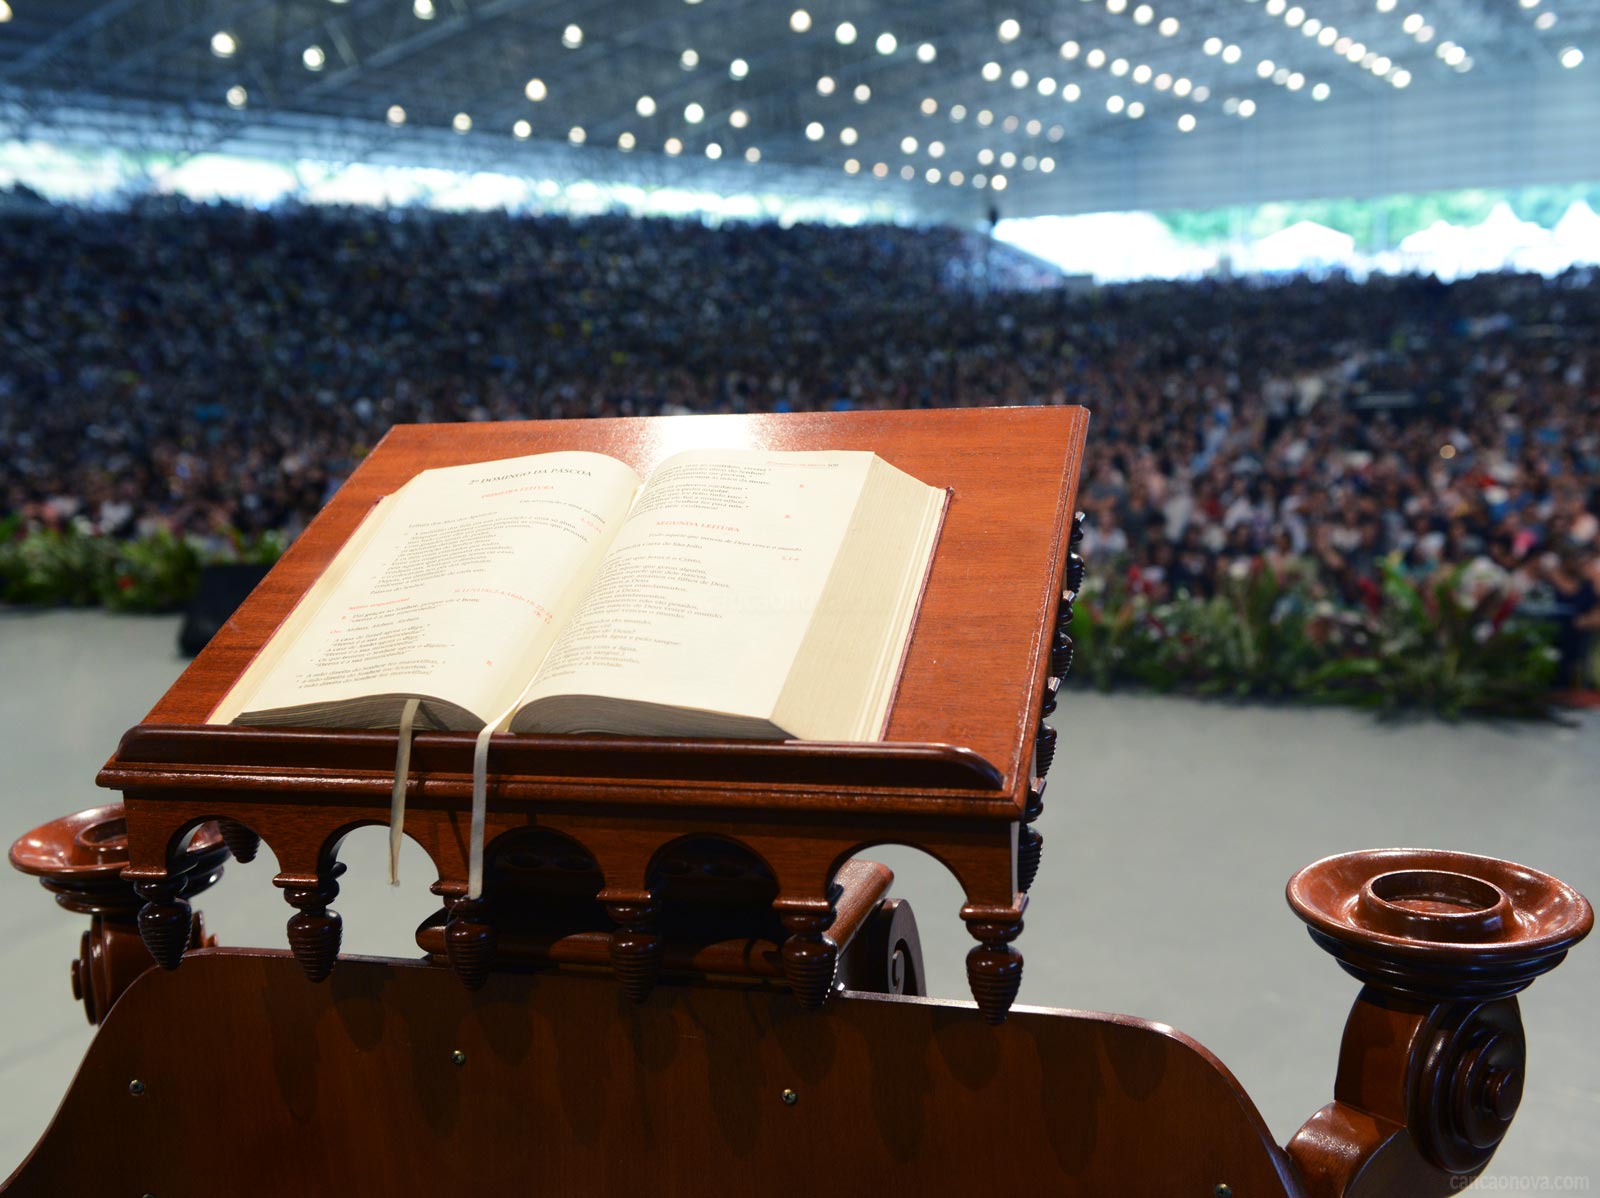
2,199,1597,677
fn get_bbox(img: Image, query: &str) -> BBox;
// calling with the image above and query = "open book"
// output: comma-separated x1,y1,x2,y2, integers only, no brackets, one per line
212,448,947,743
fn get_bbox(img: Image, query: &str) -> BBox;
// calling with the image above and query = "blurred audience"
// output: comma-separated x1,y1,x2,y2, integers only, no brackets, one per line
2,200,1596,676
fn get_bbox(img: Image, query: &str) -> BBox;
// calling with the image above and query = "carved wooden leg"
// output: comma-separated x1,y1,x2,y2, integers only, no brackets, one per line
603,891,663,1003
444,894,496,992
964,912,1025,1025
133,877,193,971
218,820,260,864
777,901,838,1010
279,863,345,983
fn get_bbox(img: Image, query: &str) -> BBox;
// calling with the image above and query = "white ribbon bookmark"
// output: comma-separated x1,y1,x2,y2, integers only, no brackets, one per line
469,724,495,900
389,698,423,886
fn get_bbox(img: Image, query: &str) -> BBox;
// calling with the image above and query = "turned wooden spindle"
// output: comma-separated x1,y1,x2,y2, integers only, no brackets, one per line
1040,673,1061,717
963,912,1025,1026
778,902,839,1009
444,894,496,991
279,863,345,983
1284,848,1592,1198
1017,777,1046,894
602,891,664,1003
218,819,260,864
9,804,223,1019
1034,720,1057,778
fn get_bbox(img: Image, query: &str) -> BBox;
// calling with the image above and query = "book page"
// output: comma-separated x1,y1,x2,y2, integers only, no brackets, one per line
512,450,874,726
217,451,642,728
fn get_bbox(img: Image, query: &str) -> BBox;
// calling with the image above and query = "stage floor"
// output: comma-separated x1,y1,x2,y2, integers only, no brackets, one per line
3,609,1596,1188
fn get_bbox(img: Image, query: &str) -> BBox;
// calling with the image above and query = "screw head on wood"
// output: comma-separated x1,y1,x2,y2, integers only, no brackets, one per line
781,1088,798,1106
128,1079,145,1097
451,1049,467,1067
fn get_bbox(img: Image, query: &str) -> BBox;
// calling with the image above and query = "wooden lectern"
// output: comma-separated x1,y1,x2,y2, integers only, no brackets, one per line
6,407,1593,1196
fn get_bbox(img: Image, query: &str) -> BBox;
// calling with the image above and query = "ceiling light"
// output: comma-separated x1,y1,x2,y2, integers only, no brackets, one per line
636,95,656,116
1106,94,1125,112
412,0,434,17
873,163,888,177
1040,157,1055,172
1133,4,1154,24
950,170,966,185
729,58,749,78
853,83,871,101
835,21,857,44
1223,43,1242,62
729,108,749,128
1193,85,1210,101
1062,83,1081,101
1011,68,1030,87
1534,11,1555,28
1026,118,1041,134
1204,37,1223,54
973,174,987,189
1111,58,1129,75
1061,40,1081,58
618,131,636,149
1174,76,1192,95
1303,18,1322,34
1000,150,1017,167
921,96,939,114
453,112,472,132
901,135,918,153
705,143,722,158
817,75,836,95
387,105,406,125
1128,101,1146,118
983,61,1003,81
1238,98,1256,116
978,148,995,165
1286,5,1305,23
1312,81,1331,99
745,147,761,162
665,137,683,155
1560,46,1583,68
1274,66,1290,82
1038,77,1058,95
685,102,705,123
1159,16,1180,34
1402,13,1423,32
1287,71,1305,89
845,159,861,174
1390,68,1410,85
1177,112,1196,131
900,165,915,180
999,16,1022,40
302,45,326,70
876,32,897,54
840,126,858,144
926,168,941,183
569,126,586,144
991,175,1007,192
1133,63,1153,82
225,85,248,108
1108,0,1126,13
917,42,937,62
1155,73,1172,89
929,140,945,157
513,119,531,139
1266,0,1286,11
1086,48,1106,67
790,9,811,32
210,31,238,58
562,24,583,48
951,104,968,120
680,48,699,69
525,78,547,101
806,121,825,140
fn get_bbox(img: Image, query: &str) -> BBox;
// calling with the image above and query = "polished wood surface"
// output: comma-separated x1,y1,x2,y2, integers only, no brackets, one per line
1,949,1303,1198
95,408,1091,1019
127,407,1092,792
1285,848,1593,1197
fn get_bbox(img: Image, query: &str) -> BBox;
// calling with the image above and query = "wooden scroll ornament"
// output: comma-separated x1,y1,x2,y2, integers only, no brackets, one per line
1284,847,1592,1198
7,803,228,1022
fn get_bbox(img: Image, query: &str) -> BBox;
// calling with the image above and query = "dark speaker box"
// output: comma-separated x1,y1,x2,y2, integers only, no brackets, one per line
178,563,272,658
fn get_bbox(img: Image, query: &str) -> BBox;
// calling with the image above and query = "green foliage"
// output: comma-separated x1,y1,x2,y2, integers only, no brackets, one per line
0,525,284,613
1071,561,1557,720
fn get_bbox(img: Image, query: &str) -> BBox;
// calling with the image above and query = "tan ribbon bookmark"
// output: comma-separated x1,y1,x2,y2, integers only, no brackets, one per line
389,698,423,886
467,703,519,901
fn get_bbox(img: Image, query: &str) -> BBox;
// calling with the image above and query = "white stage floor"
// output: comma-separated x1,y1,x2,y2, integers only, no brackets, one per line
3,609,1596,1188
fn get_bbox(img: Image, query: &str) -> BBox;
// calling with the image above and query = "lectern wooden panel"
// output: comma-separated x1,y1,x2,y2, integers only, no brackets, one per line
97,407,1092,1020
